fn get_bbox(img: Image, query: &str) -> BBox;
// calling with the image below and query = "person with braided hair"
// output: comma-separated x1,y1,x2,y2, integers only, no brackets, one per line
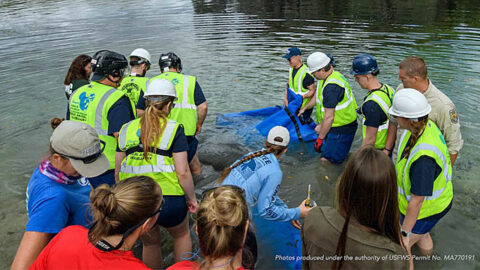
168,185,249,270
389,89,453,257
219,126,311,226
29,176,162,269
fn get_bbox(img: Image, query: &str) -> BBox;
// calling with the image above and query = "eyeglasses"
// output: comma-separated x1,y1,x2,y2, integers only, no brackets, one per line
58,141,106,164
201,185,246,200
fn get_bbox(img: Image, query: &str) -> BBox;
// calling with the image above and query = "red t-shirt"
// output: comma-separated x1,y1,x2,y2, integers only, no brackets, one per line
167,260,245,270
30,225,150,269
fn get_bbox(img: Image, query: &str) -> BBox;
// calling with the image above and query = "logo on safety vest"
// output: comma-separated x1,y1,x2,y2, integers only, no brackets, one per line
172,78,179,85
79,92,95,111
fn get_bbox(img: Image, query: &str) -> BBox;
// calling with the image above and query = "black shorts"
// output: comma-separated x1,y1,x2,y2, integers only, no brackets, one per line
186,136,198,163
156,195,188,228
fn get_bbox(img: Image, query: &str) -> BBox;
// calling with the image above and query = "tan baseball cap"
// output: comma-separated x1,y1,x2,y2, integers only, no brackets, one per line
267,126,290,147
50,121,109,178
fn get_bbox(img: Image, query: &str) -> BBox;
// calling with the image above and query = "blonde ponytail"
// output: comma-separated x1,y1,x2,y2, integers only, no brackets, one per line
403,116,428,159
140,98,174,160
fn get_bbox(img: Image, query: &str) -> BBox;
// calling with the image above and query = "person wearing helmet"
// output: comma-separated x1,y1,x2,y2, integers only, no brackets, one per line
118,48,152,117
115,79,197,268
146,52,207,176
67,50,135,188
350,54,395,149
389,88,453,258
384,57,463,165
299,52,358,164
282,47,316,123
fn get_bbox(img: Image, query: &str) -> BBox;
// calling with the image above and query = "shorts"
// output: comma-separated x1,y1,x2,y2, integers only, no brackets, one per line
88,170,115,189
320,132,355,164
156,195,188,228
400,215,441,235
186,136,199,163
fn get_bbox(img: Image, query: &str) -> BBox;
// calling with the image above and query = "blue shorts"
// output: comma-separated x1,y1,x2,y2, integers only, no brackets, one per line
88,170,115,188
157,195,188,228
320,132,355,164
186,136,198,163
400,215,441,234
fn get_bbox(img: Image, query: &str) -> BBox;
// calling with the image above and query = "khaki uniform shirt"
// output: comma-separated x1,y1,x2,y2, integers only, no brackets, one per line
302,207,409,270
394,80,463,155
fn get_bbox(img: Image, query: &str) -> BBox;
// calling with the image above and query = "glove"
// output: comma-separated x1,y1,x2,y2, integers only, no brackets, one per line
314,136,323,153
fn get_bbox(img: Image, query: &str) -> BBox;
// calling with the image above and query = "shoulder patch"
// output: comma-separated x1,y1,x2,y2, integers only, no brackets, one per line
449,108,458,124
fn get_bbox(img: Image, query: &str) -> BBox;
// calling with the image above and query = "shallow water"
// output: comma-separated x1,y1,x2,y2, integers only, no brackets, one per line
1,0,479,268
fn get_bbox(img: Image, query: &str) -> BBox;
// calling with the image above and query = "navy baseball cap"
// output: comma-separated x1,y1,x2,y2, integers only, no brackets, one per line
283,47,302,59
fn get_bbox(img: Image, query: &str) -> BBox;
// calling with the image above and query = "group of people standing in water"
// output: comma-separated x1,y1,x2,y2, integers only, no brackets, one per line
10,46,462,270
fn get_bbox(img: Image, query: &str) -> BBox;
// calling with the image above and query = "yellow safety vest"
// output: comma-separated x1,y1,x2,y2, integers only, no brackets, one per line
117,118,184,195
396,120,453,219
118,75,148,115
150,72,198,136
361,84,394,149
315,70,358,127
69,81,134,170
288,64,311,108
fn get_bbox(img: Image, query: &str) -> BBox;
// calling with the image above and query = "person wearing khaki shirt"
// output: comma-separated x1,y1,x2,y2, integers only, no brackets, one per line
384,57,463,165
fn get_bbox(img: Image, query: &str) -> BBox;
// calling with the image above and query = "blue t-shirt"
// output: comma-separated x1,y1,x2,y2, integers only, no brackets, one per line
26,168,92,234
136,81,206,111
322,84,357,134
362,100,386,128
221,151,300,222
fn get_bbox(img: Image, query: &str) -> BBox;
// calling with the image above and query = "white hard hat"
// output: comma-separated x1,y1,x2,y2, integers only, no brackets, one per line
130,48,151,65
267,126,290,147
144,79,177,101
389,88,431,119
307,52,331,73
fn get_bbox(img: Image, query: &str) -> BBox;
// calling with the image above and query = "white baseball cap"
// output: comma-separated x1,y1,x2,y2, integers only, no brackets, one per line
50,121,109,178
267,126,290,147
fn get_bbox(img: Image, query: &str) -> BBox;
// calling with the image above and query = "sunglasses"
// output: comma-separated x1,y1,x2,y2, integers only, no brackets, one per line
58,141,106,164
201,185,246,200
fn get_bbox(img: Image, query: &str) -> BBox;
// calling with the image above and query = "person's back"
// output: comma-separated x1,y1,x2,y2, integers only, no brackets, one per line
303,207,409,269
29,226,149,270
302,146,410,269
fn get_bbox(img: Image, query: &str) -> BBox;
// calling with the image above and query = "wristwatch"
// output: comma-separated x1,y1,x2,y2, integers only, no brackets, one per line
401,229,411,237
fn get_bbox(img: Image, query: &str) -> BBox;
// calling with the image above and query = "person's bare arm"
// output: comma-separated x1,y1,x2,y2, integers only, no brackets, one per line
196,102,207,135
383,122,397,155
173,151,197,213
11,231,52,270
362,126,378,147
115,151,126,183
316,108,334,139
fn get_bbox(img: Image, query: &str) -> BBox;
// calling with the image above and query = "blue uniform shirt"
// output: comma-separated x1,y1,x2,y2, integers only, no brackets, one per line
221,151,300,222
26,168,92,234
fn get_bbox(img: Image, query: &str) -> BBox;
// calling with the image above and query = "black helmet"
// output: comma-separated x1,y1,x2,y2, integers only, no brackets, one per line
91,50,128,80
159,52,182,73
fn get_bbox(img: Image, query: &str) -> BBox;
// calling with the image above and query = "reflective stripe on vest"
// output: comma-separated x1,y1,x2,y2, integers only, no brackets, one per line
94,88,116,136
176,76,197,110
319,78,354,112
398,143,452,201
119,121,177,175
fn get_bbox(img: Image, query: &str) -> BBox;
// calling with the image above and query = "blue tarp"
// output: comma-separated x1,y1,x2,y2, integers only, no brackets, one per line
217,87,317,146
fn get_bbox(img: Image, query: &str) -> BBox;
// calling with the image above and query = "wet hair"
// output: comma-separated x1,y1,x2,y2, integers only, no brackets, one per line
402,116,429,159
333,146,402,269
64,54,92,85
140,97,175,160
217,142,286,183
88,176,162,244
399,56,428,79
197,186,249,269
